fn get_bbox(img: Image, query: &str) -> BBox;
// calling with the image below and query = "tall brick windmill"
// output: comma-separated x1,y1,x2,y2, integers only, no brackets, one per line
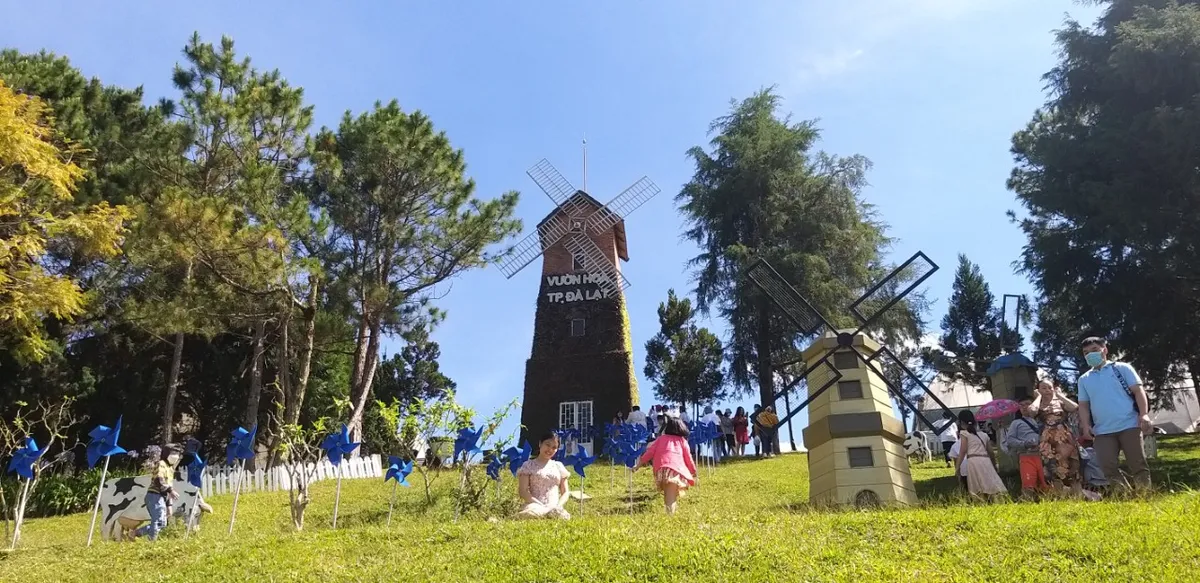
498,159,661,446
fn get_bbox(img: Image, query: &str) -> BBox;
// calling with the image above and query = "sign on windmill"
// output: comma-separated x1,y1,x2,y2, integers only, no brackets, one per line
746,252,957,507
498,157,661,443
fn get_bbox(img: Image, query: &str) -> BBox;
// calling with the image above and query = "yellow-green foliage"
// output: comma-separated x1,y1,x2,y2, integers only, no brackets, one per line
4,436,1199,582
619,293,639,402
0,81,131,362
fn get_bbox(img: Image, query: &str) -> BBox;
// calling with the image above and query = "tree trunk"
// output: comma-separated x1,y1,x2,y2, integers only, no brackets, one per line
162,330,185,446
161,262,193,446
754,298,781,452
244,320,266,428
347,317,383,444
289,284,319,427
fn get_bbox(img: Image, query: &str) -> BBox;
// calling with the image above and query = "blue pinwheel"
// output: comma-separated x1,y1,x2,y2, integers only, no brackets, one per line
385,456,413,487
320,424,360,529
486,455,504,481
225,425,257,536
85,416,126,470
84,416,128,546
179,451,207,539
7,437,46,480
320,424,360,466
6,437,46,550
384,455,413,527
225,425,256,466
453,426,484,464
566,444,596,478
502,441,531,476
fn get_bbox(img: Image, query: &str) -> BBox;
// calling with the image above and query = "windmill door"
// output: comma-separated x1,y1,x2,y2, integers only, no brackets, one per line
558,400,594,456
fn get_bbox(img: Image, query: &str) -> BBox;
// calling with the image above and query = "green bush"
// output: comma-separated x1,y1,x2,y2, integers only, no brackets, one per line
1,468,136,519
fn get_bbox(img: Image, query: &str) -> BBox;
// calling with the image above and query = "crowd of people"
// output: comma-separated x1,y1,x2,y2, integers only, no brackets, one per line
512,335,1156,520
930,336,1153,502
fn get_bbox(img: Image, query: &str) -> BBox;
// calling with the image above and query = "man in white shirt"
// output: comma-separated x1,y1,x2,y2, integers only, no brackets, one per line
626,406,647,429
934,412,959,468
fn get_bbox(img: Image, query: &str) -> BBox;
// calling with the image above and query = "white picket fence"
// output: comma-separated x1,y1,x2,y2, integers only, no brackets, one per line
197,454,383,498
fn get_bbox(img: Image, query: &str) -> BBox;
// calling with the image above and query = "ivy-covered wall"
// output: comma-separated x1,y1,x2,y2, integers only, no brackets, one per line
521,273,637,440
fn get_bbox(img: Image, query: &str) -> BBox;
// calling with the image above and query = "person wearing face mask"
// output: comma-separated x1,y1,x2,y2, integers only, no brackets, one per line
135,446,180,541
1077,336,1152,490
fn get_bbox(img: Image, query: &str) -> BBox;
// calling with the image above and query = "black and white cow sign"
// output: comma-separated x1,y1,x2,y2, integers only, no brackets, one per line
98,476,213,541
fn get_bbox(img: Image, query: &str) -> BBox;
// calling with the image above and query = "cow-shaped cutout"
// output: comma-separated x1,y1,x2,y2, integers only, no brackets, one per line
99,477,213,541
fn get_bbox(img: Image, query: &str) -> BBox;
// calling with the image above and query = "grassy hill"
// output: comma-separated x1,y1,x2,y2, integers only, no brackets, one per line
2,436,1199,582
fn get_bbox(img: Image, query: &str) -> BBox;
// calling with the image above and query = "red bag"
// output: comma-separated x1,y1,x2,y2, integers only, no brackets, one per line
1019,454,1047,491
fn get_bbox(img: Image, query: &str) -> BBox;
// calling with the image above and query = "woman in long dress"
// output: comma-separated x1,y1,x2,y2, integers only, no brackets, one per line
955,410,1007,499
1027,379,1099,500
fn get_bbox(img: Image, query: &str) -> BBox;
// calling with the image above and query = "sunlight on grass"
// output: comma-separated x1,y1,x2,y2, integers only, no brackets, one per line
2,436,1199,582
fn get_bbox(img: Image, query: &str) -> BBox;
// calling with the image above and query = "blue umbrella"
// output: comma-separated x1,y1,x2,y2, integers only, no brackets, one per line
384,456,413,527
320,424,361,529
225,425,257,535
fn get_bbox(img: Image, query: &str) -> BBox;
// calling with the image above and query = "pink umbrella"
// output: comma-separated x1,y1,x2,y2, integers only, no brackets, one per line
975,399,1021,421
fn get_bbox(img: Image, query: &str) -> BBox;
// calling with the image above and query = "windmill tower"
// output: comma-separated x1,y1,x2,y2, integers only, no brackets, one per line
498,159,661,445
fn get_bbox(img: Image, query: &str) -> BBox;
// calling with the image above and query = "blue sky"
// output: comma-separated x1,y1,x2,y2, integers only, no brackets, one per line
3,0,1103,447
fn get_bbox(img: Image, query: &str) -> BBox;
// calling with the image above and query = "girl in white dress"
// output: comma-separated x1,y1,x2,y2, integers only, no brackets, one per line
516,432,571,520
955,410,1008,499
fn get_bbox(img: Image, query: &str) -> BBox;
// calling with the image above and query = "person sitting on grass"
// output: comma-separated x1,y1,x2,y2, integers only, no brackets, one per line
633,412,698,515
955,410,1008,501
516,432,571,520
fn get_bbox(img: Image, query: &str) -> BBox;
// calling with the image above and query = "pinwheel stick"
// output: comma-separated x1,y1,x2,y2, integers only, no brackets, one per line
386,480,398,528
85,456,111,547
184,467,205,541
579,476,585,516
332,463,344,529
227,459,247,535
10,478,32,550
627,468,633,515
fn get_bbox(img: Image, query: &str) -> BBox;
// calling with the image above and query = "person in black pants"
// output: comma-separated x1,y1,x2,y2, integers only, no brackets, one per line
936,411,958,468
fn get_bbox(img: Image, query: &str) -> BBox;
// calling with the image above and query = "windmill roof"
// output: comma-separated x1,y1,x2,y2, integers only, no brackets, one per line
918,374,994,412
985,352,1037,375
535,191,629,262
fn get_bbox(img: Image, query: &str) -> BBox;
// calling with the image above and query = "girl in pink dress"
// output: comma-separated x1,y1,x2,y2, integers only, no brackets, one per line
516,432,571,520
633,414,698,514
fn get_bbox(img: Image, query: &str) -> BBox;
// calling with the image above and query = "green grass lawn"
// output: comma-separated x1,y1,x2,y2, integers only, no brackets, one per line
3,436,1199,582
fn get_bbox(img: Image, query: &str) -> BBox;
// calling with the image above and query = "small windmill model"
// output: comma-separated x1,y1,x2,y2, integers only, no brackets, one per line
497,158,660,300
747,252,956,506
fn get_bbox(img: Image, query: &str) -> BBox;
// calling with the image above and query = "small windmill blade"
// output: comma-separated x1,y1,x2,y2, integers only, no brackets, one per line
747,259,831,336
774,355,843,428
855,345,956,436
527,159,578,205
563,234,630,299
585,177,661,235
848,252,938,333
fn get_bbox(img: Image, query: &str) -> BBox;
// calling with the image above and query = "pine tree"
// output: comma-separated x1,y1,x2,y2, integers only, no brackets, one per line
677,88,924,409
643,289,727,408
930,254,1002,385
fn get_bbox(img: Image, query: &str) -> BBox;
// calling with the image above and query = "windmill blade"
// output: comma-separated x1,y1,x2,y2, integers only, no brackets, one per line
585,177,661,235
775,354,843,429
497,221,571,278
563,234,630,299
852,344,956,436
746,259,832,336
527,159,578,206
848,251,938,334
